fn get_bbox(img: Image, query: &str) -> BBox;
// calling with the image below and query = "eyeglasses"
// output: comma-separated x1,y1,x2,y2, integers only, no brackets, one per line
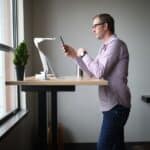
92,23,105,29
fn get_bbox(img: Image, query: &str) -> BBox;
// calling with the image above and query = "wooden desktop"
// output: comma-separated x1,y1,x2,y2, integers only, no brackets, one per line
6,76,108,150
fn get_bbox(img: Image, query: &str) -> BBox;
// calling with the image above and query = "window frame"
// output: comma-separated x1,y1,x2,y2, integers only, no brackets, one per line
0,0,28,138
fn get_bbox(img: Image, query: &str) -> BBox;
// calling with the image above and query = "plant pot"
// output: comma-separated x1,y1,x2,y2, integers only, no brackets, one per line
16,65,25,80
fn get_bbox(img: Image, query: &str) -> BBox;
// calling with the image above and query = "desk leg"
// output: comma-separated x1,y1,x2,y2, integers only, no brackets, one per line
38,92,48,150
21,85,75,150
51,90,58,150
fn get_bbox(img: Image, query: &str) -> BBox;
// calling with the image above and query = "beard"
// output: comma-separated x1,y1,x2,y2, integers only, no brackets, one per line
95,31,105,40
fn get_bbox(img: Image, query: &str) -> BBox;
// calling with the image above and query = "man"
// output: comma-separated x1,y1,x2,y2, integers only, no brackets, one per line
62,13,131,150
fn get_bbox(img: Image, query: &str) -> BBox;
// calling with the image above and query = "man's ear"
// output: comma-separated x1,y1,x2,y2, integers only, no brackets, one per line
103,23,108,31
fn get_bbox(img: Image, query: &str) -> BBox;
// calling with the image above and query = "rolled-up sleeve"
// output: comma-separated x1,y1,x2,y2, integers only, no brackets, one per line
75,56,94,77
79,40,120,79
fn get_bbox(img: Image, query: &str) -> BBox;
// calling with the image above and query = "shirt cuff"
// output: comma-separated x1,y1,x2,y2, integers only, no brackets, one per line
82,54,92,66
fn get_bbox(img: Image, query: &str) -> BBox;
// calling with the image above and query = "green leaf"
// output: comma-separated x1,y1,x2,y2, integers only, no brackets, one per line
13,41,29,66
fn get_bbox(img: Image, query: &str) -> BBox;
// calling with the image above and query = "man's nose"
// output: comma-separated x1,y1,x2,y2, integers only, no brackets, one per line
92,28,95,33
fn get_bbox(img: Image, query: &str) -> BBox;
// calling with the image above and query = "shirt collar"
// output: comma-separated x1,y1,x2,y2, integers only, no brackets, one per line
104,34,118,45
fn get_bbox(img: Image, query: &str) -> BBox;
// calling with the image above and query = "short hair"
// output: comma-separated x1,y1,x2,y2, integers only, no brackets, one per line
93,13,115,34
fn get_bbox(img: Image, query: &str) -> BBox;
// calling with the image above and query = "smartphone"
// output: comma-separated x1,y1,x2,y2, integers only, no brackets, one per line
60,36,65,46
60,36,68,52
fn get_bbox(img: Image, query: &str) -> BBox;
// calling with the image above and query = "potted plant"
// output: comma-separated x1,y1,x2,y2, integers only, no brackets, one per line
13,41,29,80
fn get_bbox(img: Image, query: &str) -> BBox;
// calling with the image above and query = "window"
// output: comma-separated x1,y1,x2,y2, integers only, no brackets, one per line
0,0,22,123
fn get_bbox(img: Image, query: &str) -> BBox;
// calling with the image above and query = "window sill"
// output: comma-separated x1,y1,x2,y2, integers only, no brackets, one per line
0,109,28,140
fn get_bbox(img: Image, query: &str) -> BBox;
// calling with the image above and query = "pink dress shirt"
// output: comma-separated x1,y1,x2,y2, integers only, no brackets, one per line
76,35,131,111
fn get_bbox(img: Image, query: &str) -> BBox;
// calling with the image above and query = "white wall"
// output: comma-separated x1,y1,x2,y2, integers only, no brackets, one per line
32,0,150,143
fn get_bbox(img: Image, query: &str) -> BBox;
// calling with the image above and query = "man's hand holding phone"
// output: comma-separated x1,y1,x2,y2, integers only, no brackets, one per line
60,36,77,59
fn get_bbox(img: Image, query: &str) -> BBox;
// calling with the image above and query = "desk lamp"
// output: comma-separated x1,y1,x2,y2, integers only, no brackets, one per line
33,37,56,80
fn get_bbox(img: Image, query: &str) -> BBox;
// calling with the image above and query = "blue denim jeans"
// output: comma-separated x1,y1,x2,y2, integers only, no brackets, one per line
97,105,130,150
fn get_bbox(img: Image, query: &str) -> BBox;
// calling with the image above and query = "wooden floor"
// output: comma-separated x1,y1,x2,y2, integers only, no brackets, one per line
64,143,150,150
126,143,150,150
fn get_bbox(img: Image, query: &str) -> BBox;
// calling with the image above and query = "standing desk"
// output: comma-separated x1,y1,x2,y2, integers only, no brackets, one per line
6,76,108,150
